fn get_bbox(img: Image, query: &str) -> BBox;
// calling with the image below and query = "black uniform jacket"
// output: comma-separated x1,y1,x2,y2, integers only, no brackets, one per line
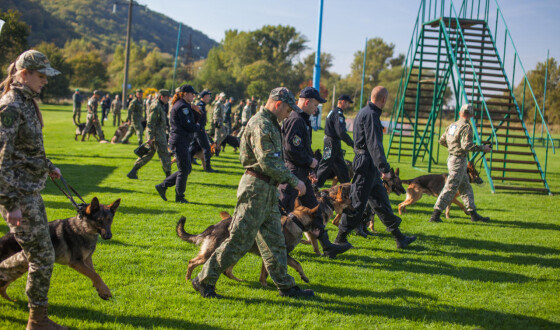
168,98,199,145
353,102,390,174
281,110,314,172
325,107,354,148
194,100,207,131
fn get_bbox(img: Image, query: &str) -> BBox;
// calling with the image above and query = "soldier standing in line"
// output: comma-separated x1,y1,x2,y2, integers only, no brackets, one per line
189,90,218,173
334,86,416,249
126,90,172,179
0,50,67,329
224,96,234,131
155,85,200,204
314,94,355,189
278,87,351,258
207,94,220,138
237,98,253,138
72,88,82,124
191,87,313,299
111,94,122,126
81,90,107,142
101,94,111,126
429,104,491,223
121,89,144,145
232,98,246,133
213,92,228,150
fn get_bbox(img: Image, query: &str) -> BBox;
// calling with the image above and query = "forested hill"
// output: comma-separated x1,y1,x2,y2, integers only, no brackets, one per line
0,0,217,58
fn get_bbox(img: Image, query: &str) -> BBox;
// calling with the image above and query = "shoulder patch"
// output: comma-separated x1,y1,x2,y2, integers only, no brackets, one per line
0,109,16,128
339,117,345,124
182,108,190,116
448,124,457,136
292,134,302,146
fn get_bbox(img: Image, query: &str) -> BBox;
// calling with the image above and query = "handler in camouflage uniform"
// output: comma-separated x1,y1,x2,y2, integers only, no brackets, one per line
81,90,107,142
429,104,492,223
122,89,144,145
0,50,67,329
213,92,228,148
232,98,245,133
111,94,122,126
72,88,82,124
192,87,313,299
237,98,253,138
126,90,172,179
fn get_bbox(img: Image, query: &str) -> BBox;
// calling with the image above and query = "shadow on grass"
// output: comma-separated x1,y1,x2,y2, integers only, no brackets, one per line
234,294,559,328
190,182,240,190
44,304,224,329
486,219,560,231
48,153,134,161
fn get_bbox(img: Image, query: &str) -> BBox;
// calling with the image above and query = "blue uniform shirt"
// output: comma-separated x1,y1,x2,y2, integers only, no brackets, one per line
353,102,390,174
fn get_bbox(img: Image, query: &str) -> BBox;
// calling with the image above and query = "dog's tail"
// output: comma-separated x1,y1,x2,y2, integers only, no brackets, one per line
176,216,202,244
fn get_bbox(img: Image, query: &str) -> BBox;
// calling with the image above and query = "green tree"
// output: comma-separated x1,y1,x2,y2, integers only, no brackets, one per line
0,9,29,78
63,39,108,90
34,42,71,102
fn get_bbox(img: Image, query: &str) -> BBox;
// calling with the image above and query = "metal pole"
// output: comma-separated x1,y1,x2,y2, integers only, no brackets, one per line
312,0,324,91
359,38,368,109
541,49,549,138
332,84,336,110
172,23,182,93
122,0,133,111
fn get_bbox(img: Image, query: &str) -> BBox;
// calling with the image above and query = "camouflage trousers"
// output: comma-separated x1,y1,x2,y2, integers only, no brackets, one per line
0,194,55,308
214,125,229,147
134,138,171,174
112,111,121,127
73,104,81,123
434,155,476,212
196,174,296,290
123,117,143,145
83,114,105,140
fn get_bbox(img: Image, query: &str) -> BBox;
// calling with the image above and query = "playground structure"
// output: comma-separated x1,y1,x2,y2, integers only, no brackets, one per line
387,0,555,194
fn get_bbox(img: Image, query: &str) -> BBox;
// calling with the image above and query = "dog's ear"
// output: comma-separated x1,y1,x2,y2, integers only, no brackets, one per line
390,168,395,175
109,198,121,214
395,168,400,176
309,204,320,215
86,197,100,215
336,186,343,202
219,211,231,220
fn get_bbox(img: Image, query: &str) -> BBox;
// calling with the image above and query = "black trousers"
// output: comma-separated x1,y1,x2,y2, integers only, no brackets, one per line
278,168,324,232
315,136,350,187
189,130,211,166
339,154,401,233
162,142,192,200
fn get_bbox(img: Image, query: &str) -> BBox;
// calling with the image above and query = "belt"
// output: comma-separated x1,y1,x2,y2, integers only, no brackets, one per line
355,148,366,154
245,169,278,186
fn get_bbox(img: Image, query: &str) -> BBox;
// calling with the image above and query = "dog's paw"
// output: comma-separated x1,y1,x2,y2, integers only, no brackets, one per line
96,286,112,300
301,276,310,283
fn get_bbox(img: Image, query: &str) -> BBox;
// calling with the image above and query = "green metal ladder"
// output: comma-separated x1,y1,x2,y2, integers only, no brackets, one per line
387,0,555,194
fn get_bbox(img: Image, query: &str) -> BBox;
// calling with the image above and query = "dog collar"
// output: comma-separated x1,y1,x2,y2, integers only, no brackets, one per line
287,213,306,232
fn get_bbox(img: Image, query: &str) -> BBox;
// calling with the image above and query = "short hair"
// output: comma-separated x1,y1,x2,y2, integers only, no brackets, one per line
371,86,388,102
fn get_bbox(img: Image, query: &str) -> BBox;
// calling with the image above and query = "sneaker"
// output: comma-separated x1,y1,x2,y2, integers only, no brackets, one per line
278,286,314,298
192,278,222,298
155,185,167,201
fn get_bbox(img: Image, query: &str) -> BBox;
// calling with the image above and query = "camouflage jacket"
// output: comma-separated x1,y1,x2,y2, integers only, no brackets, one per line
146,99,167,141
0,82,56,211
241,104,252,124
439,117,485,156
212,100,225,126
240,108,299,188
126,97,143,121
111,99,122,113
87,96,99,117
233,104,244,123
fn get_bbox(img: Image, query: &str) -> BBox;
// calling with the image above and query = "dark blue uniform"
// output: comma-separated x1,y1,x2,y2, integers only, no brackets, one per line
224,101,232,129
278,111,324,231
315,107,354,187
339,102,401,234
161,98,200,201
189,100,212,168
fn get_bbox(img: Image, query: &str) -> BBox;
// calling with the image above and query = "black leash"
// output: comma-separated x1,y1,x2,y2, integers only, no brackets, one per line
50,176,87,212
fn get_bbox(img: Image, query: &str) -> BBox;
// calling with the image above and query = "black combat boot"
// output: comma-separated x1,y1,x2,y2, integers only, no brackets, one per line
205,160,218,173
334,228,352,246
176,198,189,204
127,166,140,179
164,170,171,178
470,210,489,222
155,184,167,201
192,277,222,298
318,231,351,259
192,158,199,165
278,286,314,298
392,229,417,249
354,224,368,238
429,209,443,223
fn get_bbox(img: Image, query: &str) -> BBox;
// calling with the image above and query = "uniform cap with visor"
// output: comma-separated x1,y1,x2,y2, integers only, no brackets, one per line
269,87,301,113
460,104,473,115
15,50,60,76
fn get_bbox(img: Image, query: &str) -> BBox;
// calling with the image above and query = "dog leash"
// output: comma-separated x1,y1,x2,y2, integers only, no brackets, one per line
50,176,87,212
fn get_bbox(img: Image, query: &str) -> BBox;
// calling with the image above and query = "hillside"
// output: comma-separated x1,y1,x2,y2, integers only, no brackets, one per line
0,0,217,58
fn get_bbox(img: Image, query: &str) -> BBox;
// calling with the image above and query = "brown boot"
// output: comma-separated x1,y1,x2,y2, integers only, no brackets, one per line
27,305,68,330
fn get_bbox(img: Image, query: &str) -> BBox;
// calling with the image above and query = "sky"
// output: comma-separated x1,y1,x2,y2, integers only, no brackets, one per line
139,0,560,78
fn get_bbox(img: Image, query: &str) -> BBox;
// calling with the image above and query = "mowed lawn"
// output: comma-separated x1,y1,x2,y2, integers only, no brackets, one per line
1,104,559,329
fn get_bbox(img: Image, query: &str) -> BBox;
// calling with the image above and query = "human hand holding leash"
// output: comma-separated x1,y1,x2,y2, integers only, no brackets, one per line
310,158,318,169
49,167,62,179
296,180,307,196
6,209,22,227
381,171,392,181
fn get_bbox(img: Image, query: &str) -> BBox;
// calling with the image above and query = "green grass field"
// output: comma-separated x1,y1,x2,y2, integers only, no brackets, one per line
1,104,559,329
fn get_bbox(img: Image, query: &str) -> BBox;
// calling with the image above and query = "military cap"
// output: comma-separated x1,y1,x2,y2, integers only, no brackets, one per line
338,94,354,103
179,84,198,94
200,90,212,98
15,50,60,76
299,86,326,103
93,90,102,96
136,89,143,93
158,89,170,97
269,87,302,113
218,92,226,98
460,104,473,114
75,88,80,92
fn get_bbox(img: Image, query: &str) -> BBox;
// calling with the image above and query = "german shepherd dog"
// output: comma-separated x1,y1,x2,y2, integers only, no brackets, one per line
111,122,129,144
74,117,101,141
0,197,120,301
220,135,241,153
398,161,483,218
176,196,334,286
321,168,406,232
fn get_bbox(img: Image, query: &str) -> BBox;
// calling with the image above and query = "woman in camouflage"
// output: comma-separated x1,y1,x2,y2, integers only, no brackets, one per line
0,50,67,329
